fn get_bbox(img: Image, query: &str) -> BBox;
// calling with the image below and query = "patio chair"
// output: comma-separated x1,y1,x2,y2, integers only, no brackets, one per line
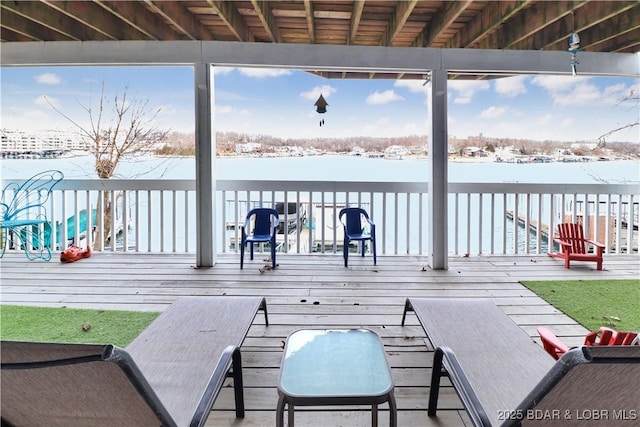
339,207,376,267
0,170,63,261
504,345,640,427
240,207,279,269
548,222,605,270
538,326,638,360
402,298,640,426
1,296,269,427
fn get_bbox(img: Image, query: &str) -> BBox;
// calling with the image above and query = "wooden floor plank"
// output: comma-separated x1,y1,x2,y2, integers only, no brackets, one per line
1,252,638,426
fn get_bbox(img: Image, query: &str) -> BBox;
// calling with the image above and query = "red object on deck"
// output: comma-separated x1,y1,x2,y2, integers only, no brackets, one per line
538,326,639,360
548,222,605,270
60,244,91,263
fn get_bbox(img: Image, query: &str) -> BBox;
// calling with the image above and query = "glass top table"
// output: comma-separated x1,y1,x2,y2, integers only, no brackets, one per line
276,329,397,427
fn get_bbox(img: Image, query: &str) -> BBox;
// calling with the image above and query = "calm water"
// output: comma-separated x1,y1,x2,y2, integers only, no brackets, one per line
1,155,639,184
2,156,637,254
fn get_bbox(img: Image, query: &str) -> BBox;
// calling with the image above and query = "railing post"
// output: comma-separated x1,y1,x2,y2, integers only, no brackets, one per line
194,62,215,267
427,68,448,269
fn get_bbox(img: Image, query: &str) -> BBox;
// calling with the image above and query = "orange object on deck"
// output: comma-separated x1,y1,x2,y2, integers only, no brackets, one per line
60,244,91,263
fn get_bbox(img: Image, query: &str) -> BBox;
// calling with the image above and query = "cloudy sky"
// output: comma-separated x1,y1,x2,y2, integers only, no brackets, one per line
1,65,638,143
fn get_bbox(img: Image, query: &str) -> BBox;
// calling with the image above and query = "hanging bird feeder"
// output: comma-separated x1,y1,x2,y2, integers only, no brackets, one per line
314,94,328,113
314,94,328,126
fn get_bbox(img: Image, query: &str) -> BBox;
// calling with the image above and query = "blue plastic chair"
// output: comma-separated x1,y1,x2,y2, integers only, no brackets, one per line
240,208,279,269
0,170,64,261
339,207,376,267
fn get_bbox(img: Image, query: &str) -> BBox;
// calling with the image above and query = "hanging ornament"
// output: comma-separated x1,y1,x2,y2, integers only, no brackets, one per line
568,11,580,76
314,94,328,126
314,94,328,113
568,32,580,76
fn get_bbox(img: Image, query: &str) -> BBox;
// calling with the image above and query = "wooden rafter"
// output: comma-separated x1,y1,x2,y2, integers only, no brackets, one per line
513,1,640,51
205,0,249,42
417,0,474,47
94,0,171,40
144,0,214,41
251,0,280,43
303,0,315,43
1,1,86,41
381,0,418,46
349,0,364,45
1,1,637,77
447,0,532,48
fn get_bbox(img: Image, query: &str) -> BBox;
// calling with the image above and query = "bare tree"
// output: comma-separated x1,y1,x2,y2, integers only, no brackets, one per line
47,83,169,248
596,89,639,151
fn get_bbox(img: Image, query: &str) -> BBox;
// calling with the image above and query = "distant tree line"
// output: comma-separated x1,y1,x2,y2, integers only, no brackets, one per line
156,131,638,158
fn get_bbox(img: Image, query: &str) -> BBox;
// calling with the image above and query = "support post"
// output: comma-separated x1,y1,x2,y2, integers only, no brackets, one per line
428,69,448,269
194,63,216,267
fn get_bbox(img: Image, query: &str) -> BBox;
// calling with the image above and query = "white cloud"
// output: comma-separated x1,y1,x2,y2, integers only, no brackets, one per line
366,90,404,105
300,85,337,101
530,75,600,106
213,66,234,75
35,73,61,85
238,67,292,78
494,76,528,97
531,75,591,92
449,80,490,104
480,106,507,119
394,79,430,95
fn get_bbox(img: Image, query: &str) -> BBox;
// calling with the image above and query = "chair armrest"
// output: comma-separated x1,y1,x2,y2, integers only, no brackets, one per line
584,331,598,345
189,345,240,427
365,216,375,229
430,346,491,427
537,327,569,360
584,239,605,249
553,239,571,248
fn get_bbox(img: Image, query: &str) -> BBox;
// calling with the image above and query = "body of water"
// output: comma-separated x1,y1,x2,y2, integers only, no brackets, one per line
1,155,639,184
2,156,638,255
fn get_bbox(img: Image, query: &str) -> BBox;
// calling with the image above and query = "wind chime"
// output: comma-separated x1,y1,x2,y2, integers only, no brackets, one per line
568,11,580,76
314,94,328,127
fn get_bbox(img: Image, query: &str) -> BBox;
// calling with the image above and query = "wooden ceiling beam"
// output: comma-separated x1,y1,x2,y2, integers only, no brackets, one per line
303,0,315,43
0,25,36,42
595,28,639,53
447,0,531,48
416,0,473,47
381,0,418,46
205,0,250,42
510,1,639,51
250,0,280,43
0,23,38,42
42,0,144,41
578,14,640,53
349,0,364,45
94,1,176,40
478,0,589,49
144,0,215,41
0,7,68,41
0,1,96,41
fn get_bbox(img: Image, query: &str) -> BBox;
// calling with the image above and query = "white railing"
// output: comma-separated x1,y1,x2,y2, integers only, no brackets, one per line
2,179,639,257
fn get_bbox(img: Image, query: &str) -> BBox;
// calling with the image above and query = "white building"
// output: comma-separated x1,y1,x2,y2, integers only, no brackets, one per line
1,129,83,152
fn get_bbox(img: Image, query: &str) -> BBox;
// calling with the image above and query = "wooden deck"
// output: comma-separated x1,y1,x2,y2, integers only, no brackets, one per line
1,252,638,426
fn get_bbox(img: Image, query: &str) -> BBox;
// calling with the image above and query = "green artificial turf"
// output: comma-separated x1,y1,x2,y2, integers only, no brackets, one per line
0,305,159,347
521,279,640,332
